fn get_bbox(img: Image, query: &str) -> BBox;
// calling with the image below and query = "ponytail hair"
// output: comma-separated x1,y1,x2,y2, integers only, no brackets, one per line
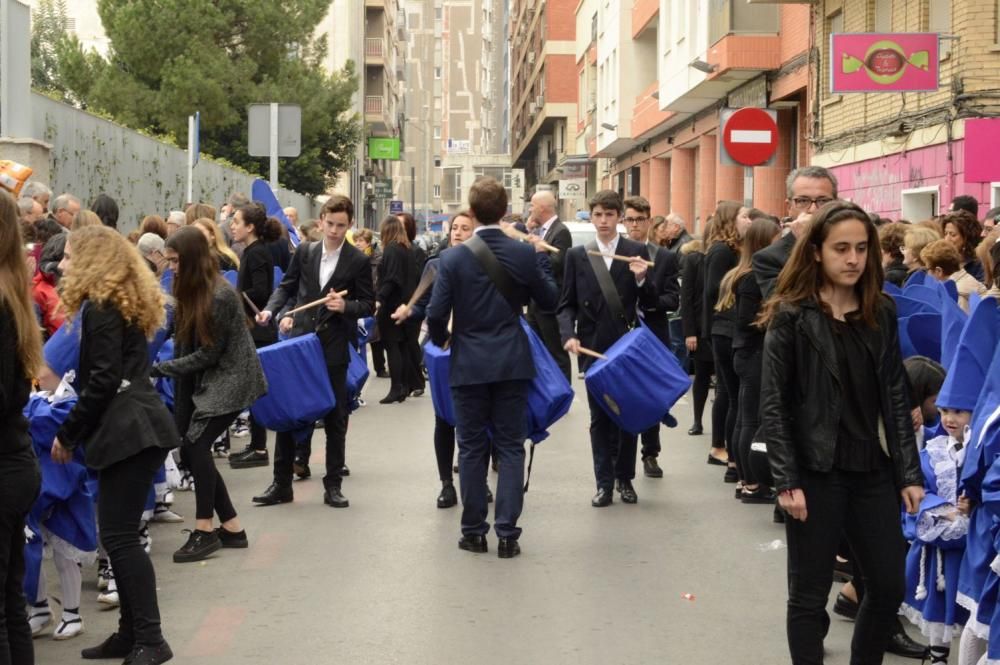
261,217,283,243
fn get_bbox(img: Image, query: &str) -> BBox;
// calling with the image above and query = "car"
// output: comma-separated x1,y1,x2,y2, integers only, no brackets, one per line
562,221,628,247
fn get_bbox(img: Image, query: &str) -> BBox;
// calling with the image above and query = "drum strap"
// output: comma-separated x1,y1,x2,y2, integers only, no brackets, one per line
465,234,521,314
585,241,628,334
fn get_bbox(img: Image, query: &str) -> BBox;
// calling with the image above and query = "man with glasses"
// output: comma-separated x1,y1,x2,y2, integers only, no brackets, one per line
624,196,680,479
752,166,837,299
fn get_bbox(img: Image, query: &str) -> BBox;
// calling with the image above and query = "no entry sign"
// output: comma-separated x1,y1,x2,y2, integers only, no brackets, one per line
720,108,779,167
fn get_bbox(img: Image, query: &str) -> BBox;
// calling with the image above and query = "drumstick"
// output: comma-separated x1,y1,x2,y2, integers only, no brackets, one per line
500,224,560,253
285,290,349,317
586,250,655,268
241,292,261,316
576,346,608,360
406,264,438,309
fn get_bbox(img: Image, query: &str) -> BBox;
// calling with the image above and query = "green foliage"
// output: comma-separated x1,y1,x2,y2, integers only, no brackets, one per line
30,0,72,99
50,0,361,196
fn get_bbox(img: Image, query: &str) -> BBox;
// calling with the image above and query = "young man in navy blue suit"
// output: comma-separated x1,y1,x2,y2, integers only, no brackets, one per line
426,177,559,558
557,190,656,507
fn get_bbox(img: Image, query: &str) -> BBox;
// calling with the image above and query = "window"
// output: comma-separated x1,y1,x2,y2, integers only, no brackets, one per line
433,126,441,139
434,66,442,79
874,0,891,32
435,7,442,19
902,186,939,221
928,0,951,56
433,184,441,198
433,156,442,168
630,166,641,196
443,167,462,202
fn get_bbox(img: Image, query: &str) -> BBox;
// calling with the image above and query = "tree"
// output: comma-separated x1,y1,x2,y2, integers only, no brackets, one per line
30,0,72,98
54,0,361,196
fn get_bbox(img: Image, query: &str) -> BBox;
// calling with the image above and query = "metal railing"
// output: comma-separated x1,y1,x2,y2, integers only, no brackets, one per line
365,38,384,58
365,96,384,115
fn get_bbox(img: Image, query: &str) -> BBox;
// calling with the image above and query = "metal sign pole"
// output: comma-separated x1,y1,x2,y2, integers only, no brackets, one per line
186,114,195,204
269,102,279,191
743,167,754,208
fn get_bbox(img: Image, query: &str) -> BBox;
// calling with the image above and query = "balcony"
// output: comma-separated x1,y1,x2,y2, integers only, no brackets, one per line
631,0,659,39
365,38,385,66
632,82,674,140
365,95,392,133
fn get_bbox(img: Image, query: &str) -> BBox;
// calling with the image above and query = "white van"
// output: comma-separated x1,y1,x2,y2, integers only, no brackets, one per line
563,221,628,247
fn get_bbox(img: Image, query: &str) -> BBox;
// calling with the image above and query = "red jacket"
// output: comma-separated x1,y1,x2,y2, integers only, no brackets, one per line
32,271,65,336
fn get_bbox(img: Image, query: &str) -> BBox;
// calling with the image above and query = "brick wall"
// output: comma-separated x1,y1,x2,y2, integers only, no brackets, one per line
546,0,576,41
545,54,578,103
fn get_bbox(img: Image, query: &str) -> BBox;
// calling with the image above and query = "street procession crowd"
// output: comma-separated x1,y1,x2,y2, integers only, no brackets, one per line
1,161,1000,665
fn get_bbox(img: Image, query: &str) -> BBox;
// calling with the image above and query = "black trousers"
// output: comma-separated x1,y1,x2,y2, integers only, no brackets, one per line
181,412,240,522
249,339,270,452
276,362,347,490
691,357,713,432
403,321,425,393
371,341,387,374
384,339,408,398
733,348,763,484
434,415,456,482
586,392,638,490
528,309,572,383
640,426,661,460
711,334,739,460
0,450,40,665
785,465,905,665
98,446,169,648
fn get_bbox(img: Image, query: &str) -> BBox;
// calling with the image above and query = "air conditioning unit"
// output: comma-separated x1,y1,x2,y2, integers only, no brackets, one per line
527,52,535,65
536,94,544,107
528,102,537,115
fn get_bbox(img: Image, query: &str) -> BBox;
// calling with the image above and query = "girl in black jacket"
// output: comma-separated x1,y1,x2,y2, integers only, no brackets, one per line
758,201,924,665
53,226,176,665
678,236,713,440
228,203,282,468
376,216,416,404
0,191,44,665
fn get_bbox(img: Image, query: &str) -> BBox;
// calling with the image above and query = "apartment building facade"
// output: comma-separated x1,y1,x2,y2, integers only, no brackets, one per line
576,0,810,232
810,0,1000,220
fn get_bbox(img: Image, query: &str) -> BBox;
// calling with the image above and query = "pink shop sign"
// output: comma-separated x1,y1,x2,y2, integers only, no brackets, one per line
830,33,939,93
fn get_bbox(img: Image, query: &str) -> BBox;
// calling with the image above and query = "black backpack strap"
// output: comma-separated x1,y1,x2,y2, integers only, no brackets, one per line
585,240,628,332
465,234,521,314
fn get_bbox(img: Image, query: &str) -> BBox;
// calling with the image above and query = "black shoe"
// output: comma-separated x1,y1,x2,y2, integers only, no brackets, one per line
741,486,777,504
293,458,311,479
707,454,728,466
833,591,858,620
773,505,786,523
643,457,663,478
592,488,613,507
379,392,406,404
486,487,494,503
375,370,390,379
122,642,173,665
688,425,703,435
252,483,293,506
498,537,521,559
437,483,457,509
723,467,739,483
458,534,488,553
833,557,854,583
173,529,221,563
215,528,248,549
229,448,269,469
341,465,350,477
886,619,928,659
409,388,425,397
452,463,459,473
323,487,350,508
617,480,638,504
82,633,133,659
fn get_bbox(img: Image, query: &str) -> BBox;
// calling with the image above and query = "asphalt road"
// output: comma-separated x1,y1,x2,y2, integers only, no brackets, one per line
33,373,928,665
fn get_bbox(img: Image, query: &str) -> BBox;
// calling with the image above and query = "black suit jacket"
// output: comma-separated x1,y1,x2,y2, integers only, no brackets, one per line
752,232,796,301
557,237,656,370
529,218,573,317
265,240,375,365
641,247,680,345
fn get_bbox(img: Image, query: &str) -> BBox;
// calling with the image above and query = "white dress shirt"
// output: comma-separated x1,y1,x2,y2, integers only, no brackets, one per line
319,240,343,287
594,234,619,270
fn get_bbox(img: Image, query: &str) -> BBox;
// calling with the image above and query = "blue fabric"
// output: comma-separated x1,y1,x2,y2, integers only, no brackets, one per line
359,317,377,345
346,343,369,412
160,268,174,294
424,342,456,427
905,268,929,288
222,270,238,287
584,326,692,434
251,334,335,441
154,339,175,411
883,282,902,296
938,298,998,411
250,179,300,247
521,319,574,443
905,313,942,362
274,266,284,287
43,315,81,378
940,295,969,371
22,522,43,603
894,294,939,318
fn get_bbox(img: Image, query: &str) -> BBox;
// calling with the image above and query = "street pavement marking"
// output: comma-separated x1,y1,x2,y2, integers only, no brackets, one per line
183,606,247,657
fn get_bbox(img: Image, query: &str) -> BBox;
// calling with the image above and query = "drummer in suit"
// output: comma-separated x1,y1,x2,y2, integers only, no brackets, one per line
426,177,559,559
252,195,375,509
558,190,656,507
623,196,680,479
525,190,573,382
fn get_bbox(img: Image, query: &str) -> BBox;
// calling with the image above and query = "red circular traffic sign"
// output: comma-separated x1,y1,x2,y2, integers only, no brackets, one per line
722,108,779,166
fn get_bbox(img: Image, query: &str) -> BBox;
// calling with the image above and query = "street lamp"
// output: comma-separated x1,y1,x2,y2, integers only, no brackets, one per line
404,104,432,226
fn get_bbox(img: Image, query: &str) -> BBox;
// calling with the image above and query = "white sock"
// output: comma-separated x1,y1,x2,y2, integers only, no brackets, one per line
52,549,82,612
958,624,987,665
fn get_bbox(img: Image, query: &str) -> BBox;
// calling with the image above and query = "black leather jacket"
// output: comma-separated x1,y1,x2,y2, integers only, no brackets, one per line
759,296,923,493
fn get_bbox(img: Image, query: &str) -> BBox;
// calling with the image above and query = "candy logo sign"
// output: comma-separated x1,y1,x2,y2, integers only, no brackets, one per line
831,33,939,93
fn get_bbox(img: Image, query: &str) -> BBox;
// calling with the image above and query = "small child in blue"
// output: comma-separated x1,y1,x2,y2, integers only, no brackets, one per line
901,406,973,664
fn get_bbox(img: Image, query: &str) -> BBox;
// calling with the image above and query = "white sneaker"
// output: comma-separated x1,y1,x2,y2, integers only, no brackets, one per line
29,605,52,637
138,524,152,553
177,470,195,492
151,503,184,523
97,590,119,609
53,615,84,640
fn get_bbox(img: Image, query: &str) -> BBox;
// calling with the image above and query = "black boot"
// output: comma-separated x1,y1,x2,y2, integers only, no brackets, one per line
437,481,457,508
885,617,928,659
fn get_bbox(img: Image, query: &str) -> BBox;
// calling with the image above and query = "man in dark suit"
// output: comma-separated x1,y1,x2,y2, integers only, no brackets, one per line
427,177,558,559
252,195,375,508
623,196,680,479
752,166,837,299
558,190,656,507
525,190,573,382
